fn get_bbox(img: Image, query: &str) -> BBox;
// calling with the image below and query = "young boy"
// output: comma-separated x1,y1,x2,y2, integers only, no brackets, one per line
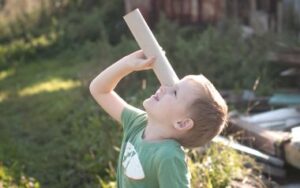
89,50,228,188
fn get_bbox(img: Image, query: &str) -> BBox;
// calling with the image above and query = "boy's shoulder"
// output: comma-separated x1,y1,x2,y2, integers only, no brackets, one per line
155,140,185,161
121,105,147,133
154,141,188,177
122,105,147,122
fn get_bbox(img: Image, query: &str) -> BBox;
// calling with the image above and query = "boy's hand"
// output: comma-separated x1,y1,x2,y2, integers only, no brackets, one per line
90,50,155,123
121,50,155,71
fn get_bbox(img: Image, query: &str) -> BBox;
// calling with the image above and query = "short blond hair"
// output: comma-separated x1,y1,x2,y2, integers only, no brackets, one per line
178,75,228,148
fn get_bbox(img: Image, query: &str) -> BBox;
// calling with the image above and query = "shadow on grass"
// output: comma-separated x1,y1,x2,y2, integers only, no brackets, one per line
0,86,122,187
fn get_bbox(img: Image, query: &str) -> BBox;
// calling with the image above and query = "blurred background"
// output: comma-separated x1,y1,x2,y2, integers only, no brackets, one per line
0,0,300,187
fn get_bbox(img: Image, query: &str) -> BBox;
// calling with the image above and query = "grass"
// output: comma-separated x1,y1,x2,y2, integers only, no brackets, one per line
0,42,123,187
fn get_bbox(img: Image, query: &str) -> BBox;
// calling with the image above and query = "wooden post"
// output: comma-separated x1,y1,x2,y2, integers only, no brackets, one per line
277,0,283,33
191,0,199,23
233,0,238,20
250,0,256,15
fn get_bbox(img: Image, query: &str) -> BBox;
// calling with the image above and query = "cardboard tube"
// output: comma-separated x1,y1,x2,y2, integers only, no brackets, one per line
123,9,179,86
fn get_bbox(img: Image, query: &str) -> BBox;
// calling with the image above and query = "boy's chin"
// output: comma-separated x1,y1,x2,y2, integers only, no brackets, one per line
142,99,149,109
142,98,152,111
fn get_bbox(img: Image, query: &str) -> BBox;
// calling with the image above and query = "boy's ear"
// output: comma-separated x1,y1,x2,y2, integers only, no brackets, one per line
174,118,194,131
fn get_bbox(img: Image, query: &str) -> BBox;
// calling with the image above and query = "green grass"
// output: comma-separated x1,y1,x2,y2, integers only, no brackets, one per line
0,43,123,187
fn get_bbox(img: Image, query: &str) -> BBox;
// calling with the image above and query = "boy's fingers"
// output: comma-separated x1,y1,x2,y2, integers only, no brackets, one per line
144,57,155,66
134,49,143,54
135,50,146,59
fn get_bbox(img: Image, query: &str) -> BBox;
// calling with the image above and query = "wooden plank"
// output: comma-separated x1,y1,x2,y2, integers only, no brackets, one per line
241,108,300,123
258,162,286,178
257,118,300,131
281,68,300,76
240,107,300,130
268,51,300,67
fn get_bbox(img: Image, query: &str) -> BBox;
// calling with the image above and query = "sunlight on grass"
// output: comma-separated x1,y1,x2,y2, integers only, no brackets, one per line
0,92,8,102
31,33,58,47
19,78,81,97
188,143,262,188
0,164,40,188
0,69,15,81
0,33,59,61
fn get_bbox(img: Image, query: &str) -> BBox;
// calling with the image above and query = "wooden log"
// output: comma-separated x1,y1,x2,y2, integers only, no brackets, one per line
277,0,283,33
228,118,290,156
229,118,300,170
250,0,256,19
123,9,179,86
213,136,284,167
284,127,300,169
212,136,286,178
258,161,286,178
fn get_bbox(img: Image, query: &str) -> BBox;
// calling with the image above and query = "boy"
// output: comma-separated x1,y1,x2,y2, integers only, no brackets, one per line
89,50,228,188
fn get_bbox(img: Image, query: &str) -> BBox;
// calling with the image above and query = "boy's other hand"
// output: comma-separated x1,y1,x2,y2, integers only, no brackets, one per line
121,50,155,71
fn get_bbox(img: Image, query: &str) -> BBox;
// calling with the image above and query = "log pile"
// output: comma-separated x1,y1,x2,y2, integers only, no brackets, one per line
212,106,300,180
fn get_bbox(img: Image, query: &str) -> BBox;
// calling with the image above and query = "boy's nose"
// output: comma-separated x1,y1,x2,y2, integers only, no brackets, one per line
159,86,171,94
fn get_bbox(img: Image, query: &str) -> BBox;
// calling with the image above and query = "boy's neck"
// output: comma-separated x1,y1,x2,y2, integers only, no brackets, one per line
143,119,175,141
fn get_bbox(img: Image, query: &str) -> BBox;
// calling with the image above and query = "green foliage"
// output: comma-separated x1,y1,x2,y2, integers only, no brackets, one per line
155,16,283,95
0,34,58,69
188,143,262,188
0,163,40,188
0,0,125,69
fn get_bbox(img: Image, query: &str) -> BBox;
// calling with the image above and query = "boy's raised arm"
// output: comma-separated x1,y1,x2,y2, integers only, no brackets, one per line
89,50,155,123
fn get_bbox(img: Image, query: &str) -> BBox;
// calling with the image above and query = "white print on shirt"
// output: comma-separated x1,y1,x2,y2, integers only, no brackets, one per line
122,142,145,180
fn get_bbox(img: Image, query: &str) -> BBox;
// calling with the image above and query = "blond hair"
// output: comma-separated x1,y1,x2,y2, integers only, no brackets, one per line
178,75,228,148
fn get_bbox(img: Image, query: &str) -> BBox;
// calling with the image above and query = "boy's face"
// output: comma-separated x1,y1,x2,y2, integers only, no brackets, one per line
143,76,202,126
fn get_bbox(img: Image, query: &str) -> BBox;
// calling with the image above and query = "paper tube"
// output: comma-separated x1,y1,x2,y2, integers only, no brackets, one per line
123,9,179,86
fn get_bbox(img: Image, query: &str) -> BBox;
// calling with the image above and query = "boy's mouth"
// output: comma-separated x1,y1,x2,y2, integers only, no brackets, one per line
152,93,159,101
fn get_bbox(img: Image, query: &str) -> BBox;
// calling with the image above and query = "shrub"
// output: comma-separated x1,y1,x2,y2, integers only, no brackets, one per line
188,143,262,188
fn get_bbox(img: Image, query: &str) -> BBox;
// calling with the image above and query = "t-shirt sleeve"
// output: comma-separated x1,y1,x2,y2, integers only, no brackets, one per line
121,105,147,135
158,154,190,188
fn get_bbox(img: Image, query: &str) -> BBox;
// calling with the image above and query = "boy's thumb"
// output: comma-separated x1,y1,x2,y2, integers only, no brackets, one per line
147,57,156,64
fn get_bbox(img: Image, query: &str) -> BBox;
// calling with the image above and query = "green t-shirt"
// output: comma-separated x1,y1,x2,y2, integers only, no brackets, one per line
117,105,190,188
